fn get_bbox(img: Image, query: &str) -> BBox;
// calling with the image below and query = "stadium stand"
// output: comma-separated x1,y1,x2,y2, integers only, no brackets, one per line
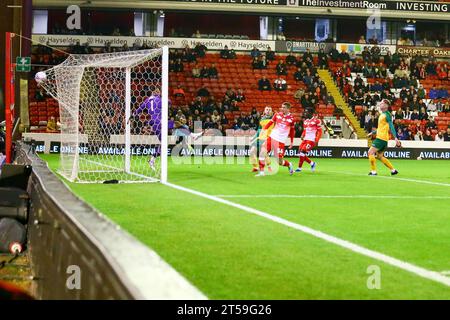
327,49,450,141
28,43,338,137
28,41,450,141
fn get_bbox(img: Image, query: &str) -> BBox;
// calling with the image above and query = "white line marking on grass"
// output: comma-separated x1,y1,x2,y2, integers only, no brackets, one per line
441,271,450,276
165,181,450,288
82,158,158,183
215,195,450,200
326,170,450,187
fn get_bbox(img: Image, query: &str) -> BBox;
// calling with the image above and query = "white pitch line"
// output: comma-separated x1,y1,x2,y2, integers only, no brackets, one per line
164,181,450,288
215,194,450,200
325,170,450,187
441,271,450,276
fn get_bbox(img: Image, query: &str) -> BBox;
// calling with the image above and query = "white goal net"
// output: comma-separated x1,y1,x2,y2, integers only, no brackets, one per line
38,48,169,183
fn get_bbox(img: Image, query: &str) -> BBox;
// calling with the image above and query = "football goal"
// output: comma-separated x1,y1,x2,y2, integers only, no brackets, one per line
38,47,169,183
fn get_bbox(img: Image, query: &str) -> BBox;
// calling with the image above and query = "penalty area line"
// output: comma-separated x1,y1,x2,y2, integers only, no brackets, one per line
164,181,450,288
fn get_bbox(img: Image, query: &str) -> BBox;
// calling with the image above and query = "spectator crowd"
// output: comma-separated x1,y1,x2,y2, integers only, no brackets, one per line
29,37,450,141
328,45,450,141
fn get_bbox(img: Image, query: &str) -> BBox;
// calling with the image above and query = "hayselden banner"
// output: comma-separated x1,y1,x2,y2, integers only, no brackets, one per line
397,46,450,58
275,41,335,53
32,34,276,51
336,43,397,55
169,0,449,13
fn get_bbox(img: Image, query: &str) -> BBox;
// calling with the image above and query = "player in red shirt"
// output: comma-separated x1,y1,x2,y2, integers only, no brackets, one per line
257,102,295,176
296,110,322,172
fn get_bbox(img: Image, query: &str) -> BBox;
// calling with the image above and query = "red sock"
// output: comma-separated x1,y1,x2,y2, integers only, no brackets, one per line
298,154,305,168
304,156,312,164
282,160,291,167
259,160,265,171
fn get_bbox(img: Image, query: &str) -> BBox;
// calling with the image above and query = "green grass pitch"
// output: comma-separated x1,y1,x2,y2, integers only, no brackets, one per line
40,154,450,299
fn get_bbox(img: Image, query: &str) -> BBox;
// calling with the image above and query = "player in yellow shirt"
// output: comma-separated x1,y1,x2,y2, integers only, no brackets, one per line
367,99,401,176
250,106,274,172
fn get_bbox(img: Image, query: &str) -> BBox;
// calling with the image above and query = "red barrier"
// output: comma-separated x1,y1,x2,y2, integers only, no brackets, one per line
4,32,15,164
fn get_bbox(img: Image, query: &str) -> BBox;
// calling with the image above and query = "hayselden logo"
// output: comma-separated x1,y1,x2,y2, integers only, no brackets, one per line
286,41,293,51
287,0,299,6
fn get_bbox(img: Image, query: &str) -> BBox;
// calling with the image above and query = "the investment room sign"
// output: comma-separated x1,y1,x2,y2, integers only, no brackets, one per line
172,0,449,13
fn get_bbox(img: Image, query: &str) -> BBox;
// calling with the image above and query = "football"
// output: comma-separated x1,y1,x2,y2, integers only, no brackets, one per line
35,71,47,83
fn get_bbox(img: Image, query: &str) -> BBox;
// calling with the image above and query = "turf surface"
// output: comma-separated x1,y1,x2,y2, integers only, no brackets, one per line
40,154,450,299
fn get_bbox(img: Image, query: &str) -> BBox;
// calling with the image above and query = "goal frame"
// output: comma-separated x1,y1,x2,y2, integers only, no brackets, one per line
41,47,169,184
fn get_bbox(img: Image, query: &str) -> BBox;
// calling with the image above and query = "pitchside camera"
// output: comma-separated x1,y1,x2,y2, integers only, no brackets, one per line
0,164,32,254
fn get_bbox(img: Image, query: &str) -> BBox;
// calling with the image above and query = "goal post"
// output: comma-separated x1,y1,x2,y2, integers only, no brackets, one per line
124,66,132,174
160,46,169,184
38,47,169,183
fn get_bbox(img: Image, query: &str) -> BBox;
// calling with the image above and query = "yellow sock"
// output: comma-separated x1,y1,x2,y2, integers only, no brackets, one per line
369,155,377,171
265,156,271,166
380,157,394,170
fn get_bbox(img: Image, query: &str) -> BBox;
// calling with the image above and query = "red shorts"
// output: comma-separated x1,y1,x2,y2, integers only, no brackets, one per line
299,140,315,153
267,137,285,159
